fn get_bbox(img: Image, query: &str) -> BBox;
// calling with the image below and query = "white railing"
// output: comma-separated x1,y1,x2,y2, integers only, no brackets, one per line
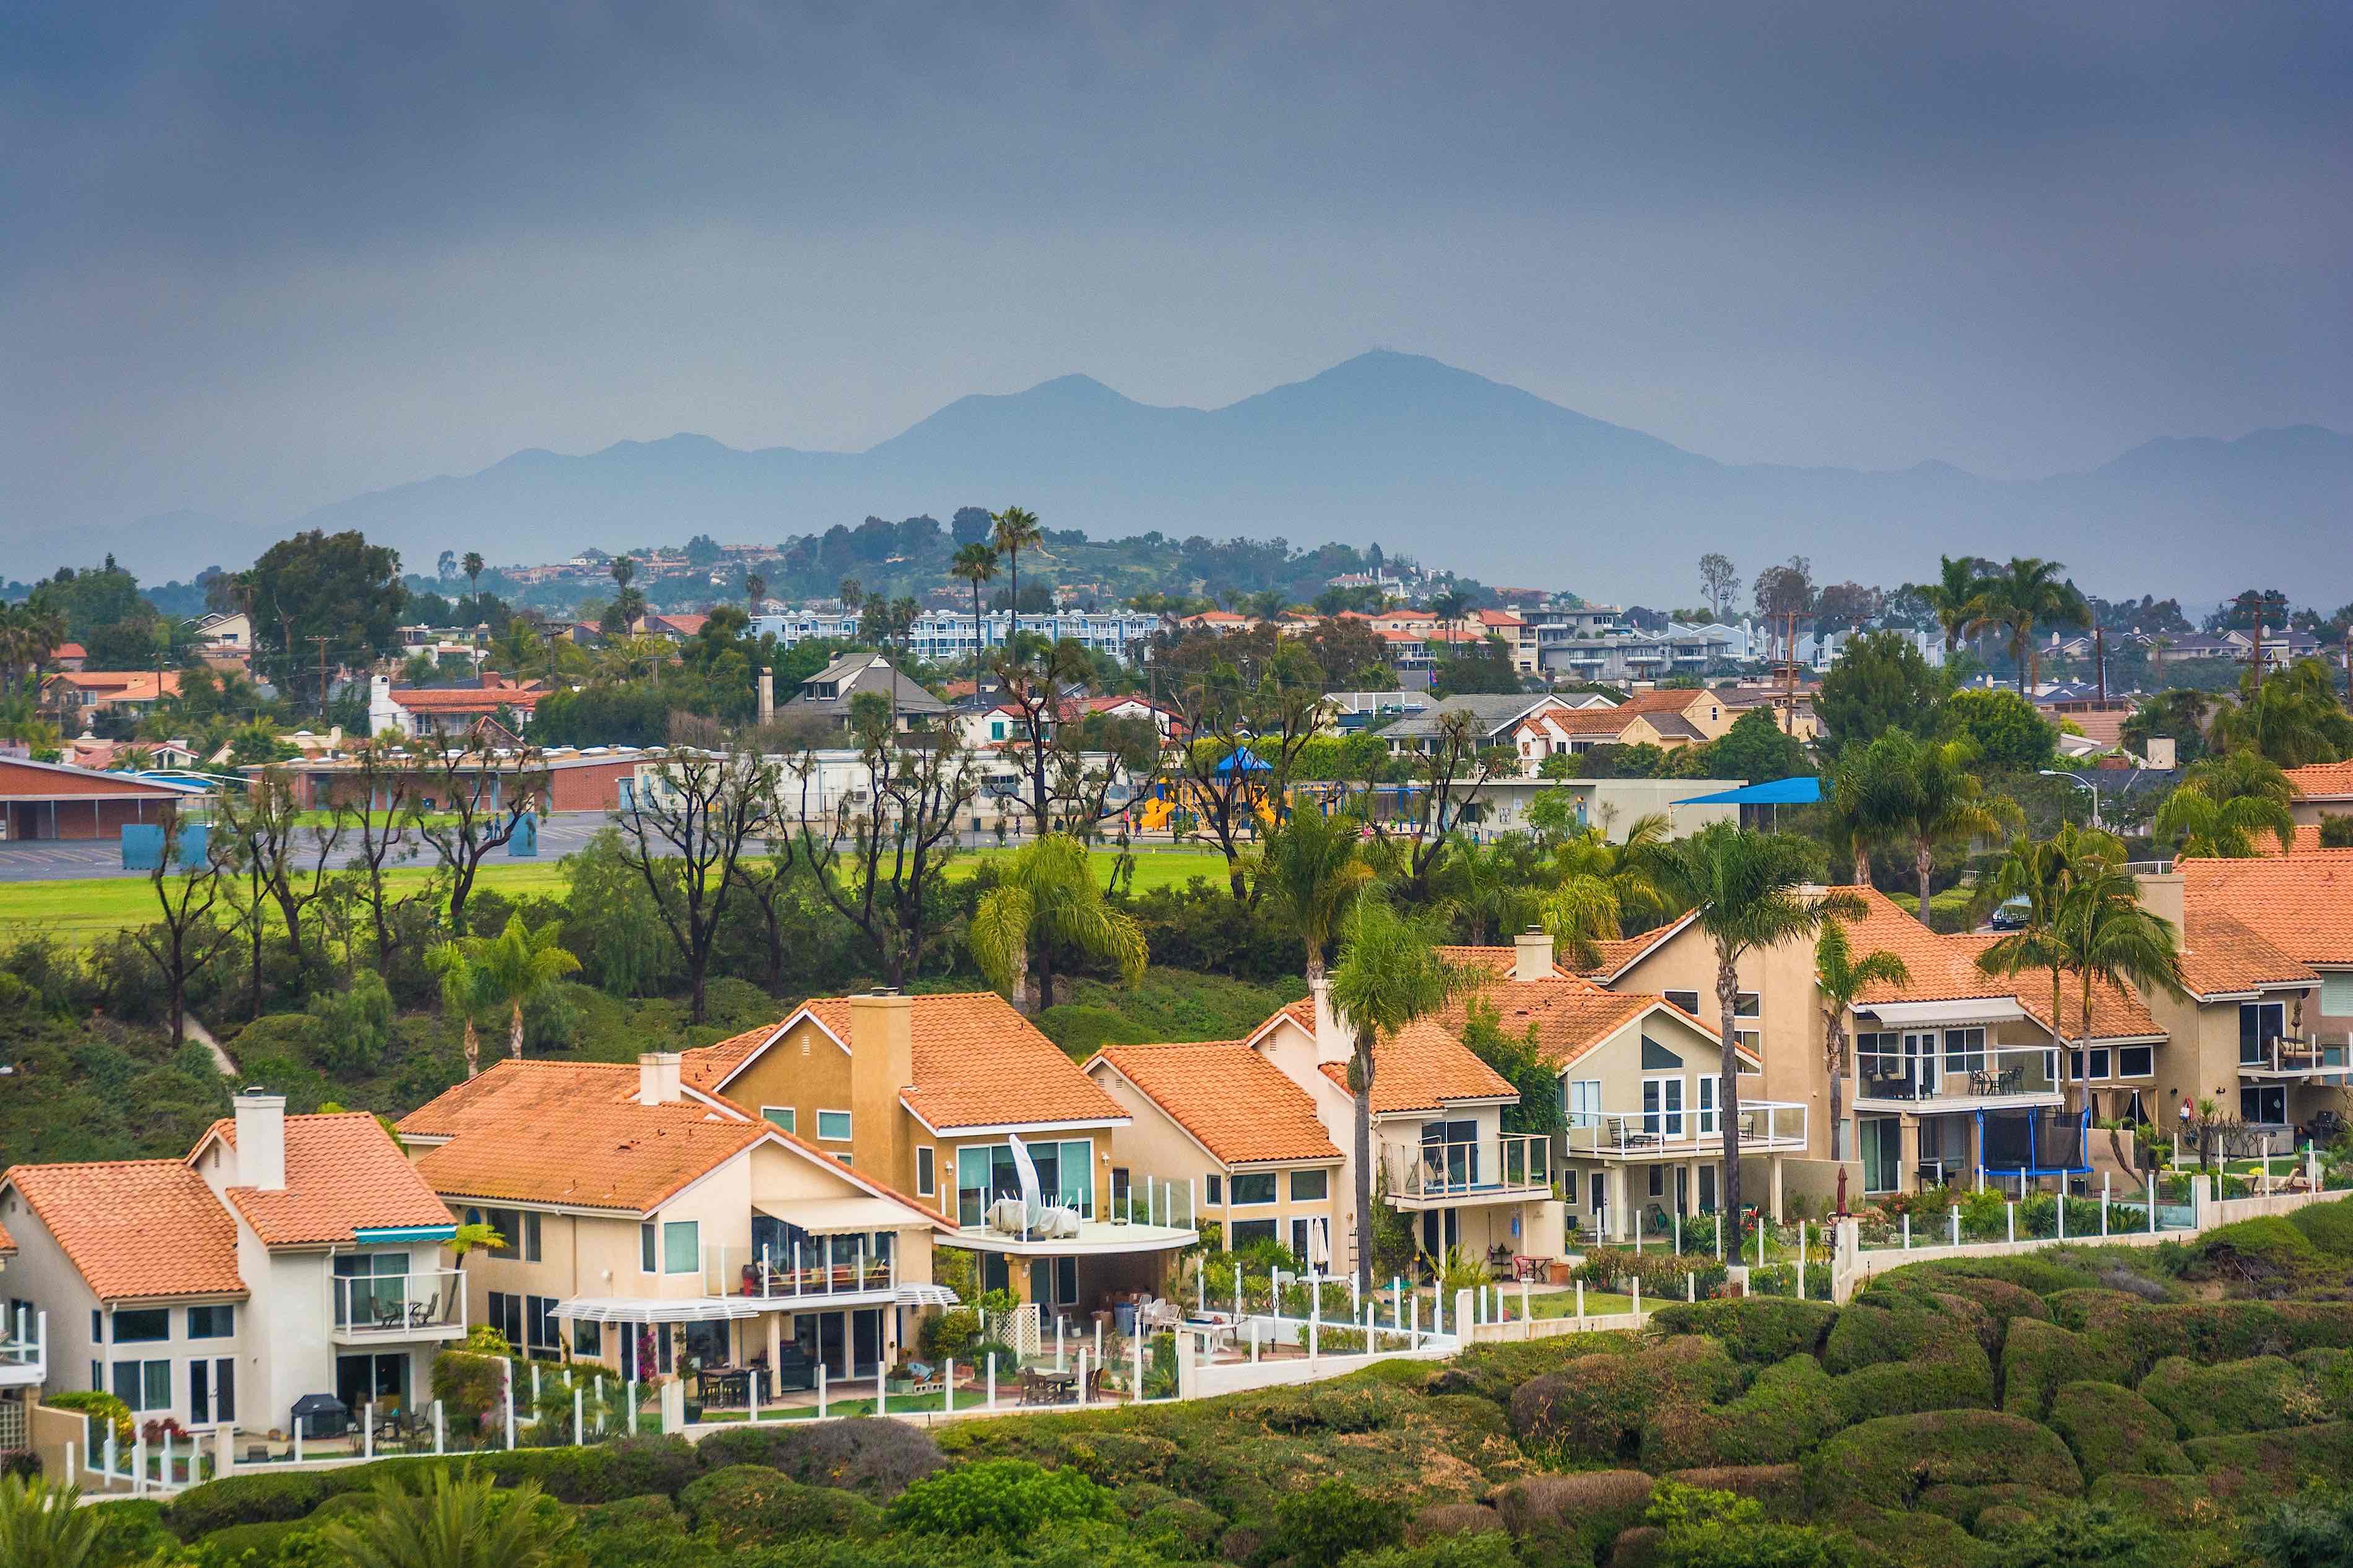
0,1308,46,1385
1856,1045,2056,1102
332,1271,464,1338
1564,1100,1808,1157
706,1241,897,1302
2239,1034,2353,1080
1380,1135,1552,1200
957,1174,1198,1241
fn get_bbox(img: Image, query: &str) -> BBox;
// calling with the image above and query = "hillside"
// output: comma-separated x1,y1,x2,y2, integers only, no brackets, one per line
120,352,2350,603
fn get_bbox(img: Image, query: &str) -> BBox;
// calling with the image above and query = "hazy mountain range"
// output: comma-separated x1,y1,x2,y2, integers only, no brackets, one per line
107,352,2353,605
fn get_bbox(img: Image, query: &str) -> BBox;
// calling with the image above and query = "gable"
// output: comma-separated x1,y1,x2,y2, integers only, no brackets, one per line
1640,1036,1683,1071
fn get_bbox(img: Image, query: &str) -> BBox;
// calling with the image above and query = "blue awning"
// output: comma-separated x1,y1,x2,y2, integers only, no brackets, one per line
354,1224,459,1245
1212,747,1272,775
1671,776,1822,807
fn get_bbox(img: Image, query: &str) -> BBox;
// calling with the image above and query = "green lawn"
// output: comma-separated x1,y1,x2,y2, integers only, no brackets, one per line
951,845,1233,894
0,862,573,947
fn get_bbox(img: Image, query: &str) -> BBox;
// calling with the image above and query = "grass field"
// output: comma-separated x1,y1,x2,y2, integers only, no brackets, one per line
0,847,1234,948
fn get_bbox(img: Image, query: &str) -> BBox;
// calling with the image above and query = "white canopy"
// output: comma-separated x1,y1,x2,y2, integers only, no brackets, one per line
550,1297,769,1324
895,1284,960,1307
1861,998,2025,1027
754,1195,924,1234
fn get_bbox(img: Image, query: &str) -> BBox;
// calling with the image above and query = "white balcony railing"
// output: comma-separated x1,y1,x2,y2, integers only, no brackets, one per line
0,1309,46,1387
2240,1035,2353,1080
1381,1134,1552,1202
1856,1045,2058,1103
705,1241,897,1302
1564,1100,1809,1158
331,1271,465,1340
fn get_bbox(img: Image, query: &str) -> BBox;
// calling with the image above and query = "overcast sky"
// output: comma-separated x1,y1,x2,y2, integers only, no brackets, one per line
6,1,2348,560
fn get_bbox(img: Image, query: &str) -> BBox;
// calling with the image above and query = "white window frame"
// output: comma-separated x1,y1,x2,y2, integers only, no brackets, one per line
815,1109,853,1143
760,1106,796,1135
2117,1044,2155,1079
916,1145,936,1197
1695,1076,1717,1137
661,1219,699,1276
1565,1079,1603,1129
1642,1075,1685,1140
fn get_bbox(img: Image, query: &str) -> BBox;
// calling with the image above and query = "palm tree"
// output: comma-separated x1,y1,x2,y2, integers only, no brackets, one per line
2054,859,2187,1120
1537,815,1671,970
1329,893,1477,1292
447,1218,508,1296
446,915,582,1062
2208,658,2353,768
462,551,484,605
424,943,491,1078
1893,737,2022,923
991,506,1044,643
0,1473,99,1568
1826,730,1923,889
1255,805,1371,983
969,833,1147,1013
320,1469,573,1568
744,572,767,611
950,542,1001,669
1814,922,1910,1161
1975,823,2119,1114
2154,748,2297,858
1429,587,1474,651
1900,555,1987,659
1965,557,2090,695
1648,823,1861,1223
1436,835,1540,946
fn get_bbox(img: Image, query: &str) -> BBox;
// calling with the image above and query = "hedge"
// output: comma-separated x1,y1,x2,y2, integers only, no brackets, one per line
1638,1356,1842,1471
1643,1297,1837,1366
1430,1328,1645,1408
2290,1197,2353,1258
185,1517,315,1567
1490,1470,1655,1564
2045,1382,2192,1481
2191,1216,2318,1274
2139,1354,2331,1440
1658,1465,1802,1515
1804,1410,2081,1510
1136,1496,1229,1556
2183,1421,2353,1503
2085,1472,2214,1527
1999,1317,2136,1422
1507,1338,1739,1463
692,1419,946,1499
1915,1480,2065,1531
1822,1299,1994,1423
678,1465,883,1548
1405,1503,1505,1544
1871,1269,2050,1335
1825,1504,1986,1568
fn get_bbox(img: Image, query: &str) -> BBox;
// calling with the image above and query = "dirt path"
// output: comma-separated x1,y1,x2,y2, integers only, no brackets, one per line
182,1013,238,1079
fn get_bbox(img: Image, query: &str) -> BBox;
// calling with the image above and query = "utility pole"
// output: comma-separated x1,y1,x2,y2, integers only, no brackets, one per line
2095,625,2106,703
308,635,333,718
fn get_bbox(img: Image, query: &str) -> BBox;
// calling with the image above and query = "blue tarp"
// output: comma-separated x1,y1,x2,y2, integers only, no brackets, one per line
1212,747,1272,775
1671,776,1822,807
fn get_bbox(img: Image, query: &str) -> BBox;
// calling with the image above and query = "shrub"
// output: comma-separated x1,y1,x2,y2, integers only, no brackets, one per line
2084,1473,2213,1528
885,1458,1115,1542
1135,1497,1227,1557
696,1417,946,1499
2000,1317,2135,1421
44,1388,134,1448
1976,1499,2164,1568
1509,1338,1740,1462
431,1349,508,1433
1804,1410,2082,1510
1640,1356,1842,1470
1433,1329,1645,1407
2139,1354,2331,1439
185,1518,312,1566
85,1498,176,1566
1405,1503,1505,1544
1343,1531,1522,1568
163,1471,337,1537
2045,1383,2192,1481
678,1465,882,1547
2190,1215,2317,1276
921,1308,983,1361
1265,1478,1405,1568
1643,1481,1853,1568
2250,1483,2353,1568
1490,1470,1654,1562
2289,1198,2353,1258
1645,1298,1838,1366
1821,1299,1994,1423
2182,1422,2353,1504
1658,1466,1802,1514
599,1435,703,1501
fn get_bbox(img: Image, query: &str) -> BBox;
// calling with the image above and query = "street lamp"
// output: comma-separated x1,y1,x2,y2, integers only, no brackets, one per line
2040,769,2100,829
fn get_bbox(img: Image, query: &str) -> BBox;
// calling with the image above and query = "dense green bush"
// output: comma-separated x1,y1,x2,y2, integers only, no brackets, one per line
1820,1297,1994,1423
1646,1297,1838,1365
1805,1410,2081,1510
2191,1215,2318,1275
1641,1356,1843,1470
696,1416,946,1498
1508,1338,1740,1462
163,1470,340,1537
2045,1382,2192,1480
2291,1198,2353,1258
1134,1496,1227,1557
1404,1502,1505,1544
678,1464,883,1546
1266,1478,1406,1568
2139,1354,2332,1439
885,1458,1116,1542
1999,1317,2138,1421
1431,1327,1644,1406
183,1517,316,1567
1490,1470,1655,1562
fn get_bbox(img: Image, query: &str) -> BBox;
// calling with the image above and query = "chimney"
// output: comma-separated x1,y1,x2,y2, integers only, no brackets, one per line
233,1089,286,1192
637,1051,682,1106
1514,926,1555,983
849,989,913,1177
2137,871,2186,937
1310,977,1352,1065
757,670,775,727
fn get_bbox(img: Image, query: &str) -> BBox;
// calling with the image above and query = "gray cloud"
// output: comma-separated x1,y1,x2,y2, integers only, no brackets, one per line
3,0,2348,574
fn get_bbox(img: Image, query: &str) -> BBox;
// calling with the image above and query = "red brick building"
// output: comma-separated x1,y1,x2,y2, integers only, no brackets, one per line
0,756,199,841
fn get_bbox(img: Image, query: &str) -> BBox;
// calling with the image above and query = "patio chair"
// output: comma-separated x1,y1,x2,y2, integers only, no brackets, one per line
407,1292,439,1328
371,1298,405,1330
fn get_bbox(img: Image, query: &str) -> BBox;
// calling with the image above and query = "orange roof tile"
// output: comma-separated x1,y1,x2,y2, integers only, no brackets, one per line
2173,911,2319,997
1310,1017,1516,1115
1091,1043,1342,1165
1843,888,2164,1040
1581,919,1692,980
2,1161,243,1301
2287,761,2353,801
0,1219,13,1254
1611,688,1708,716
687,993,1128,1133
1437,945,1598,985
189,1113,453,1247
1444,984,1667,1070
49,671,181,700
400,1060,770,1212
2182,851,2353,966
389,685,544,712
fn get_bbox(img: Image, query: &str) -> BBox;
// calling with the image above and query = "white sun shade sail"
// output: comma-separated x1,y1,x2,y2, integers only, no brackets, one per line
754,1195,925,1234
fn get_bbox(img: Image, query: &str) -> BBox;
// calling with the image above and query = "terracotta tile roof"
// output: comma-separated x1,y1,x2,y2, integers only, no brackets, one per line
2182,851,2353,966
2251,825,2328,856
2287,761,2353,801
1581,920,1690,980
388,685,545,713
1091,1043,1342,1165
1311,1017,1516,1115
1843,889,2017,1007
399,1060,770,1212
1967,944,2166,1040
2173,911,2319,996
684,992,1128,1133
1611,688,1708,716
189,1113,453,1246
0,1219,13,1254
1,1161,244,1301
1437,945,1598,985
50,672,181,701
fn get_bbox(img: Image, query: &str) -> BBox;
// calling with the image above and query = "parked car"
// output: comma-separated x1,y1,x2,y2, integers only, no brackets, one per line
1987,896,2030,931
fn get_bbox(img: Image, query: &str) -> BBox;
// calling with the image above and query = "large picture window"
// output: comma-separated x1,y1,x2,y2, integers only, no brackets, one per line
2241,1002,2287,1067
662,1220,700,1276
955,1140,1094,1224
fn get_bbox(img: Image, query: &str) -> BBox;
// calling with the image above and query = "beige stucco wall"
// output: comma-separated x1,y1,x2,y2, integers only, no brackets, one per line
1084,1063,1344,1253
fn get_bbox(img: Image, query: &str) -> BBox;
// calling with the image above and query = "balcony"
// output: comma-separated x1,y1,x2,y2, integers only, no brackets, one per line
0,1309,46,1388
1564,1101,1809,1160
1853,1045,2059,1109
2240,1035,2353,1082
1380,1134,1554,1210
331,1271,466,1345
705,1241,901,1306
949,1176,1199,1257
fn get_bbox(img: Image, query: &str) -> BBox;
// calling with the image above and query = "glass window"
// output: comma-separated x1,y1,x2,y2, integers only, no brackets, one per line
1056,1140,1095,1215
574,1318,601,1358
1566,1080,1602,1128
916,1146,935,1197
1204,1174,1223,1205
186,1305,234,1339
1230,1173,1277,1205
1942,1028,1988,1076
1664,990,1700,1014
2071,1049,2112,1081
2118,1046,2154,1078
817,1110,853,1142
1696,1076,1717,1135
640,1223,658,1273
662,1220,700,1275
762,1106,796,1133
1734,992,1760,1018
2241,1002,2286,1065
527,1294,560,1349
524,1211,543,1263
1642,1077,1684,1138
1290,1169,1328,1202
114,1309,170,1343
1230,1218,1277,1250
484,1208,523,1260
115,1358,172,1411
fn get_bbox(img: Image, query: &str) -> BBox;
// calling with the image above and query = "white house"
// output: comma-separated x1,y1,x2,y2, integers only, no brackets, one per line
0,1094,462,1439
